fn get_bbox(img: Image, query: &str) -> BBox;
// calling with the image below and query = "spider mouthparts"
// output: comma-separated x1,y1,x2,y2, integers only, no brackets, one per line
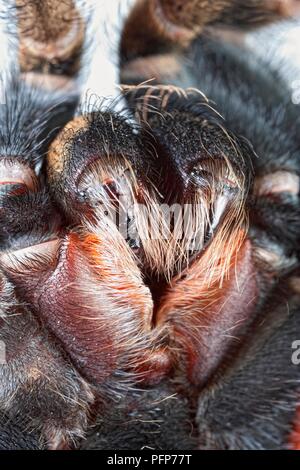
77,159,136,210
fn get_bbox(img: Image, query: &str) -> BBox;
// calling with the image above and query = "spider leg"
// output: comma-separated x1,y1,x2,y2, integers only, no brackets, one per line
0,270,94,450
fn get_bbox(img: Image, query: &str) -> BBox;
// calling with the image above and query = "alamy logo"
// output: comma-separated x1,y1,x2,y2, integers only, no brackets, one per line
291,340,300,365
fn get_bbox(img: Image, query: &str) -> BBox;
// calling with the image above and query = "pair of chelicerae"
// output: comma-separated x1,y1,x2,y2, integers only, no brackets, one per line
0,0,299,450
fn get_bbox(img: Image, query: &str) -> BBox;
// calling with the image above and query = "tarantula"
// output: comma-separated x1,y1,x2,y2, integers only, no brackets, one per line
0,0,300,450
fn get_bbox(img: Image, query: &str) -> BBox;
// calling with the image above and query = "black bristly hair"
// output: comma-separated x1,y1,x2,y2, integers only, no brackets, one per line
0,0,300,451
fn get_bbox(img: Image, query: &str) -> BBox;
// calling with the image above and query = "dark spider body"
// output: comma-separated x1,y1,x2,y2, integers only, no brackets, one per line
0,0,299,450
